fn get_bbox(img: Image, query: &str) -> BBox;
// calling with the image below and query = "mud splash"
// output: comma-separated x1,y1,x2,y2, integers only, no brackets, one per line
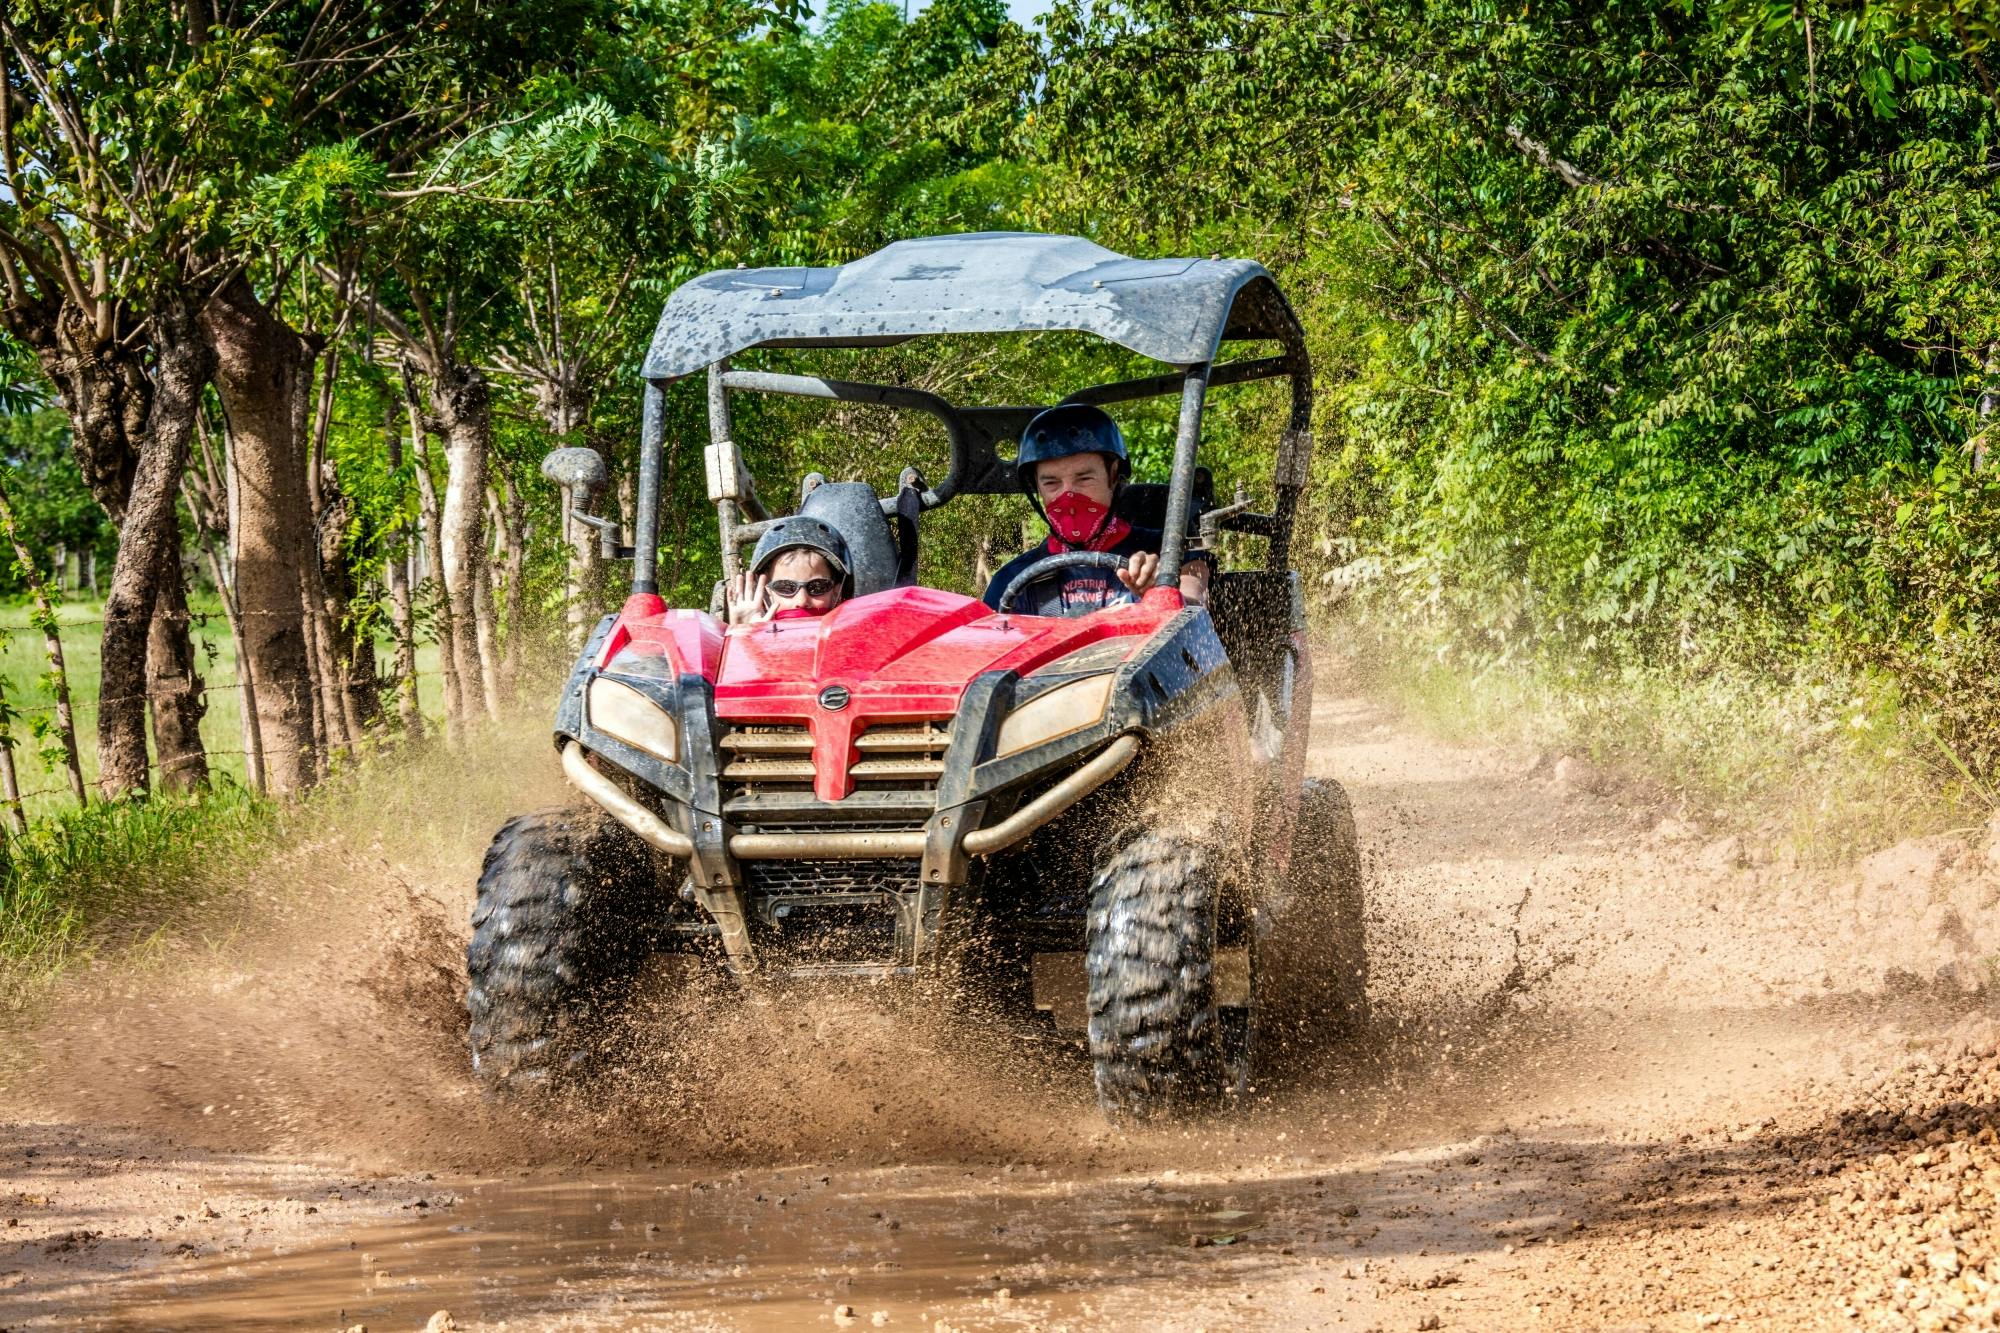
4,716,1132,1174
19,1002,1913,1332
7,667,2000,1329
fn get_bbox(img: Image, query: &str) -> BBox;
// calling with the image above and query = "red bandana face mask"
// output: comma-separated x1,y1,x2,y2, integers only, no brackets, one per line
1044,490,1131,553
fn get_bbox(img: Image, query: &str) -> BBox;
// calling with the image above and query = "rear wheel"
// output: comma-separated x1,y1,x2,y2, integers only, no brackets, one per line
1252,777,1370,1080
466,808,659,1096
1085,827,1224,1119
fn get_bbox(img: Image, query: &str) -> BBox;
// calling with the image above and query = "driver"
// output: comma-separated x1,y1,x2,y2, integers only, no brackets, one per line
725,516,853,625
982,404,1212,615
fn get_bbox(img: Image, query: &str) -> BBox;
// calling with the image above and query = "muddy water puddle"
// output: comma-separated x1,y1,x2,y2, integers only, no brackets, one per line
106,1165,1307,1330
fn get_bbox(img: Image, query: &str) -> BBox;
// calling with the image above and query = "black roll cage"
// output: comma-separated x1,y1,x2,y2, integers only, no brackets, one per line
629,345,1313,599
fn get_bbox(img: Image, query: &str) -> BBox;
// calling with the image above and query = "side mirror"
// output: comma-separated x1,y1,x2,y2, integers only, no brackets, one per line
540,447,624,558
541,446,608,497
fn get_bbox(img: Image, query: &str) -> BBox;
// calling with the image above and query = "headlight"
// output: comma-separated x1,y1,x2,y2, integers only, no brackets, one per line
995,674,1115,758
588,677,679,764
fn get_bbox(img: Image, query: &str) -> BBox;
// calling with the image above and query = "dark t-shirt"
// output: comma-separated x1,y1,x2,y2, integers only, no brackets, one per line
982,527,1213,617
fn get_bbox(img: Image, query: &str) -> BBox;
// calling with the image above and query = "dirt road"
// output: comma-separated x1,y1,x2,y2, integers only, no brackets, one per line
5,669,2000,1330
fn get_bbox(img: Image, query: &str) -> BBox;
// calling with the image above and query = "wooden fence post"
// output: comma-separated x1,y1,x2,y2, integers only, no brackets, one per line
0,661,27,834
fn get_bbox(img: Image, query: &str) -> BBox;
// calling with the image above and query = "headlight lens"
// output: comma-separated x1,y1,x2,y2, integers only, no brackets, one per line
588,676,679,763
995,673,1115,758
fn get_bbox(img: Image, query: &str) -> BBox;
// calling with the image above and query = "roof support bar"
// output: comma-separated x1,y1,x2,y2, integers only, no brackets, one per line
1268,354,1315,571
707,362,746,583
1061,354,1290,408
720,370,974,510
1158,362,1211,583
632,380,667,594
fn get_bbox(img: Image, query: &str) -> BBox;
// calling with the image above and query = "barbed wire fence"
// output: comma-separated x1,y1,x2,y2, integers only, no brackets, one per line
1,607,452,834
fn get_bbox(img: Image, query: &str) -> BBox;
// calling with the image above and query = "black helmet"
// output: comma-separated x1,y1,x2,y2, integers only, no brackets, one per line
1014,404,1130,492
750,515,853,594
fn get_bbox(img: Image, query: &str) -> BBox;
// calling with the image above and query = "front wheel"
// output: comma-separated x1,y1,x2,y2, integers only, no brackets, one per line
1085,827,1224,1120
465,808,658,1096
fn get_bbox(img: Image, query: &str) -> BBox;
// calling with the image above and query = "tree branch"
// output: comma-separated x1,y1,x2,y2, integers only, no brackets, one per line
1505,124,1605,190
1369,206,1556,368
313,259,429,371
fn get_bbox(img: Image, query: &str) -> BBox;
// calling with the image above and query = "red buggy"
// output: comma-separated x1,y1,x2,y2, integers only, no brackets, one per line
468,233,1366,1119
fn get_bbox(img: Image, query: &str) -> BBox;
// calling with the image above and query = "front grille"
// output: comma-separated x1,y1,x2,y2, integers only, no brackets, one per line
851,722,950,790
716,719,952,803
719,724,815,792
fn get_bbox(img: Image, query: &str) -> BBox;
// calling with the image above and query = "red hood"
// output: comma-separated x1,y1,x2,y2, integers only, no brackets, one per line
599,587,1168,800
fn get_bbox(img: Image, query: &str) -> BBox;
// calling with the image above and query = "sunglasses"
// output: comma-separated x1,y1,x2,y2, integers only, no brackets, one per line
767,577,836,598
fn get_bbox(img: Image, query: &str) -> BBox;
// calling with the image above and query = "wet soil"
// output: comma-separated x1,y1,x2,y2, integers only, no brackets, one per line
4,667,2000,1330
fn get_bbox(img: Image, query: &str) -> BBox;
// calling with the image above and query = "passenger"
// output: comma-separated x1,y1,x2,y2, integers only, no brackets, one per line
725,516,853,625
982,404,1213,616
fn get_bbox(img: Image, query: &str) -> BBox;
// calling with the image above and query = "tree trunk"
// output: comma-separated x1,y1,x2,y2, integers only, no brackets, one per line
97,306,210,797
380,406,424,741
402,370,463,735
615,449,635,536
0,667,24,834
180,452,265,797
306,495,367,755
201,273,318,794
7,297,212,797
974,533,995,593
473,562,500,715
147,553,208,790
304,559,353,763
384,541,424,741
430,363,500,722
308,345,379,739
474,482,502,709
297,564,338,775
494,481,528,695
345,605,380,732
194,527,265,795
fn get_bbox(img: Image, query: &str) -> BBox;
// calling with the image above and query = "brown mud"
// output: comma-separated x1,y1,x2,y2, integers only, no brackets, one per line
4,663,2000,1329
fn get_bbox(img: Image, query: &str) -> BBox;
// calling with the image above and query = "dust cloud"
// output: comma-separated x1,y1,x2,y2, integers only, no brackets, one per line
7,721,1101,1173
12,677,1989,1175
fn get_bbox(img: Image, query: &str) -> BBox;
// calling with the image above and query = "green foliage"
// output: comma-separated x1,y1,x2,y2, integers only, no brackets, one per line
0,409,107,595
14,0,2000,876
1038,0,2000,779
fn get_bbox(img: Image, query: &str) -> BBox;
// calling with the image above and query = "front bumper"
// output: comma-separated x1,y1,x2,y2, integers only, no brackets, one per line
561,731,1140,863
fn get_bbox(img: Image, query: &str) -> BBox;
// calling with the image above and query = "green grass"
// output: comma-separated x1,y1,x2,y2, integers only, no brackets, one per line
0,595,447,818
0,709,563,1011
1354,624,1982,864
0,591,552,1006
0,782,274,998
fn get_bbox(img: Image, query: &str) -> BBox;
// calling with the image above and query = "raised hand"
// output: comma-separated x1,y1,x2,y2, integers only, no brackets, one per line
725,570,770,624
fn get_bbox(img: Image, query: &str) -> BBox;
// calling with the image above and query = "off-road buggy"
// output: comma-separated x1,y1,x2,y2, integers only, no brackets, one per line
467,232,1366,1119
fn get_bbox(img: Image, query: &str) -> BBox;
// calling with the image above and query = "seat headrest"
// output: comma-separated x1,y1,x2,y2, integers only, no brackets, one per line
797,482,902,596
1112,467,1215,533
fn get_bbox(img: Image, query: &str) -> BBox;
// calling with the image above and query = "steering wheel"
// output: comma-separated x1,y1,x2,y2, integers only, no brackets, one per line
995,550,1138,614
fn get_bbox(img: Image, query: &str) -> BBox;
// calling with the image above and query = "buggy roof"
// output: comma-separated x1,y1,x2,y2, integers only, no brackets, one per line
641,232,1306,380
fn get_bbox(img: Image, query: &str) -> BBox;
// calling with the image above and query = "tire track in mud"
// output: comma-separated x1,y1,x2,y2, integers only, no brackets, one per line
4,663,1999,1329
